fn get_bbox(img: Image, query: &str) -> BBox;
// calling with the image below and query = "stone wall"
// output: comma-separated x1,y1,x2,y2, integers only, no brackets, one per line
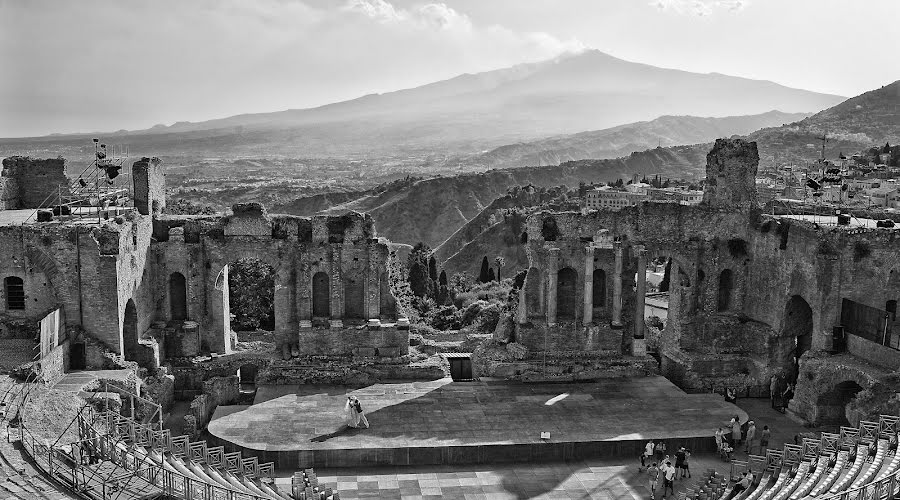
0,156,70,209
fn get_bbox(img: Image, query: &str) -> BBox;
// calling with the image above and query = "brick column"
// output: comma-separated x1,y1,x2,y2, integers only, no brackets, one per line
633,244,647,339
583,245,594,324
546,248,559,326
611,240,623,329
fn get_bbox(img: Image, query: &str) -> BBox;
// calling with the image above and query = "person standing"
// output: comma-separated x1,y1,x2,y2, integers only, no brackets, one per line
674,447,686,480
770,374,782,409
731,416,742,448
662,461,676,499
641,440,655,471
353,396,370,429
745,421,757,454
760,425,771,452
647,462,660,500
345,396,359,428
655,440,667,463
715,427,724,453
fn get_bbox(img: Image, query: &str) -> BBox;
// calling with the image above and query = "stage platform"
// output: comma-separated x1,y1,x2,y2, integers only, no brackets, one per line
206,376,746,469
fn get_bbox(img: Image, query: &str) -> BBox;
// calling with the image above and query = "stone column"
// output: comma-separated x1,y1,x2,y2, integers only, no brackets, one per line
611,240,623,329
583,245,594,324
546,248,559,326
633,244,647,339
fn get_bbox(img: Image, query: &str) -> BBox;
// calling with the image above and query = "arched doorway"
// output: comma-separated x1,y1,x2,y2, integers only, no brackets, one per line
123,299,138,360
717,269,733,312
227,258,275,331
592,269,607,310
782,295,813,382
557,267,577,320
344,275,365,319
169,272,187,321
312,271,330,318
817,381,863,426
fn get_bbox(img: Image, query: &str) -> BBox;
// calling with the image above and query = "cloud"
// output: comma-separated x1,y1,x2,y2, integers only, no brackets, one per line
0,0,585,136
652,0,749,16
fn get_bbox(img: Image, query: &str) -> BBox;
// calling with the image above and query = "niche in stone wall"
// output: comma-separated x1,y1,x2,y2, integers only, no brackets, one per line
557,267,577,320
541,217,559,242
717,269,733,312
169,272,188,321
592,269,607,309
526,267,542,318
312,271,330,318
344,275,365,319
379,272,396,319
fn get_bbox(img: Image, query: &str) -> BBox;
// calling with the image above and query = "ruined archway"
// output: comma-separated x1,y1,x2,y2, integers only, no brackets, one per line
816,380,863,426
312,271,330,318
169,272,187,321
557,267,577,320
123,299,138,360
781,295,813,382
717,269,733,312
227,258,275,331
592,269,607,309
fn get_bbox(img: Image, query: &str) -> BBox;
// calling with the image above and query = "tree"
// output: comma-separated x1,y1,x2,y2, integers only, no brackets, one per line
438,270,448,287
428,256,437,281
659,260,672,292
228,258,275,331
408,258,429,297
884,142,892,154
450,273,474,294
494,256,506,282
479,256,491,283
488,268,496,282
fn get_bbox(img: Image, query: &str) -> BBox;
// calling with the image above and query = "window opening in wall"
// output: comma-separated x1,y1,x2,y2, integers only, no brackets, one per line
227,258,275,332
312,271,330,318
717,269,733,312
4,277,25,310
557,267,577,319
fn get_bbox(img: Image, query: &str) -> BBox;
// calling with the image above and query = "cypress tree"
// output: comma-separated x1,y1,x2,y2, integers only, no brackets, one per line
479,256,491,283
428,256,438,281
488,268,496,282
439,270,447,287
659,260,672,292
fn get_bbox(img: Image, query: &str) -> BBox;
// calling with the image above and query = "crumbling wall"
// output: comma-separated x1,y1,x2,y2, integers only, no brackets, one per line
132,157,165,216
0,156,70,209
702,138,759,210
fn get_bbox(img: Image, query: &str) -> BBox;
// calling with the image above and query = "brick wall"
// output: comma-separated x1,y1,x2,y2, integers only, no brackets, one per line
0,156,70,209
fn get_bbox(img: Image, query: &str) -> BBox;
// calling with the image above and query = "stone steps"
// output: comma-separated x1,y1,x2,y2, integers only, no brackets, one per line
0,427,76,500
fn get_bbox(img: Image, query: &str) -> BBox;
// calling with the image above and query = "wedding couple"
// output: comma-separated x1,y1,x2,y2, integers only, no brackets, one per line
344,395,370,429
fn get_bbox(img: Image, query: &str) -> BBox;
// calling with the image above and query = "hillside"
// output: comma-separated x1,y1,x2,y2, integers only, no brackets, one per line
750,80,900,163
442,216,531,279
471,110,810,169
273,144,708,247
0,50,842,158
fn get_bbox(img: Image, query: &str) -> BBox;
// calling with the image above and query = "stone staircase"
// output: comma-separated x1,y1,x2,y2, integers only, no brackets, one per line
0,425,76,499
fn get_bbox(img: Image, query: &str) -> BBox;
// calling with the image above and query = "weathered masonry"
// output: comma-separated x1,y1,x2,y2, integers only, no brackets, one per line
0,156,402,375
516,139,900,425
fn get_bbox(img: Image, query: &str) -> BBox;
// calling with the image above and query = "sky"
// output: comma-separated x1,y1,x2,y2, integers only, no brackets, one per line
1,0,898,137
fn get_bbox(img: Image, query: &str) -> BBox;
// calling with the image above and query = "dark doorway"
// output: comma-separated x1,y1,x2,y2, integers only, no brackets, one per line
717,269,733,312
557,267,577,320
312,271,330,318
169,272,187,321
592,269,607,309
238,364,258,394
782,295,813,383
449,356,473,381
344,276,365,319
70,343,86,370
817,381,863,426
123,299,138,360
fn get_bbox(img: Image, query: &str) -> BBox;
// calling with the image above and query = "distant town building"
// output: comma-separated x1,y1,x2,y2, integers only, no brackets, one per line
585,185,650,210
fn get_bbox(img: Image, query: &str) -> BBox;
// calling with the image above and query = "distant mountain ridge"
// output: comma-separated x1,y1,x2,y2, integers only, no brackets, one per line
0,50,842,158
470,110,811,170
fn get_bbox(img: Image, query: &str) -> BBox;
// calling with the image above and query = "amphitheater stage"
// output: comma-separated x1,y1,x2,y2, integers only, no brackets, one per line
206,376,746,469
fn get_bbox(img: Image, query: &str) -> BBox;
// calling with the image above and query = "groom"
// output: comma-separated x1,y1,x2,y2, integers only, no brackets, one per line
347,396,370,429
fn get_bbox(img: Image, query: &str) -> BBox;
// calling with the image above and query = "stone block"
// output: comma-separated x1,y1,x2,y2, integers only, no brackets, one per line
376,347,400,357
355,347,376,357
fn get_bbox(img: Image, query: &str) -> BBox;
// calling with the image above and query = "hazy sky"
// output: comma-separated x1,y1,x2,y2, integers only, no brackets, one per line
1,0,898,137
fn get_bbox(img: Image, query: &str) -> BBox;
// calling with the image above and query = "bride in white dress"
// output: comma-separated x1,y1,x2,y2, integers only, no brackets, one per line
345,396,360,428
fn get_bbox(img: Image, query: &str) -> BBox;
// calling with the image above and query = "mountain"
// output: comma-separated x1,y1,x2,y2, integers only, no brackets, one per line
749,80,900,163
0,50,842,157
469,110,811,170
273,145,708,247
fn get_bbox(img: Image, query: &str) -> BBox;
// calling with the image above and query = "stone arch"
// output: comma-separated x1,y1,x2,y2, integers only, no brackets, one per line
312,271,330,318
525,267,542,319
717,269,733,312
169,272,188,321
557,267,577,320
780,294,813,382
592,269,607,309
816,380,864,426
123,299,138,360
344,275,365,320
